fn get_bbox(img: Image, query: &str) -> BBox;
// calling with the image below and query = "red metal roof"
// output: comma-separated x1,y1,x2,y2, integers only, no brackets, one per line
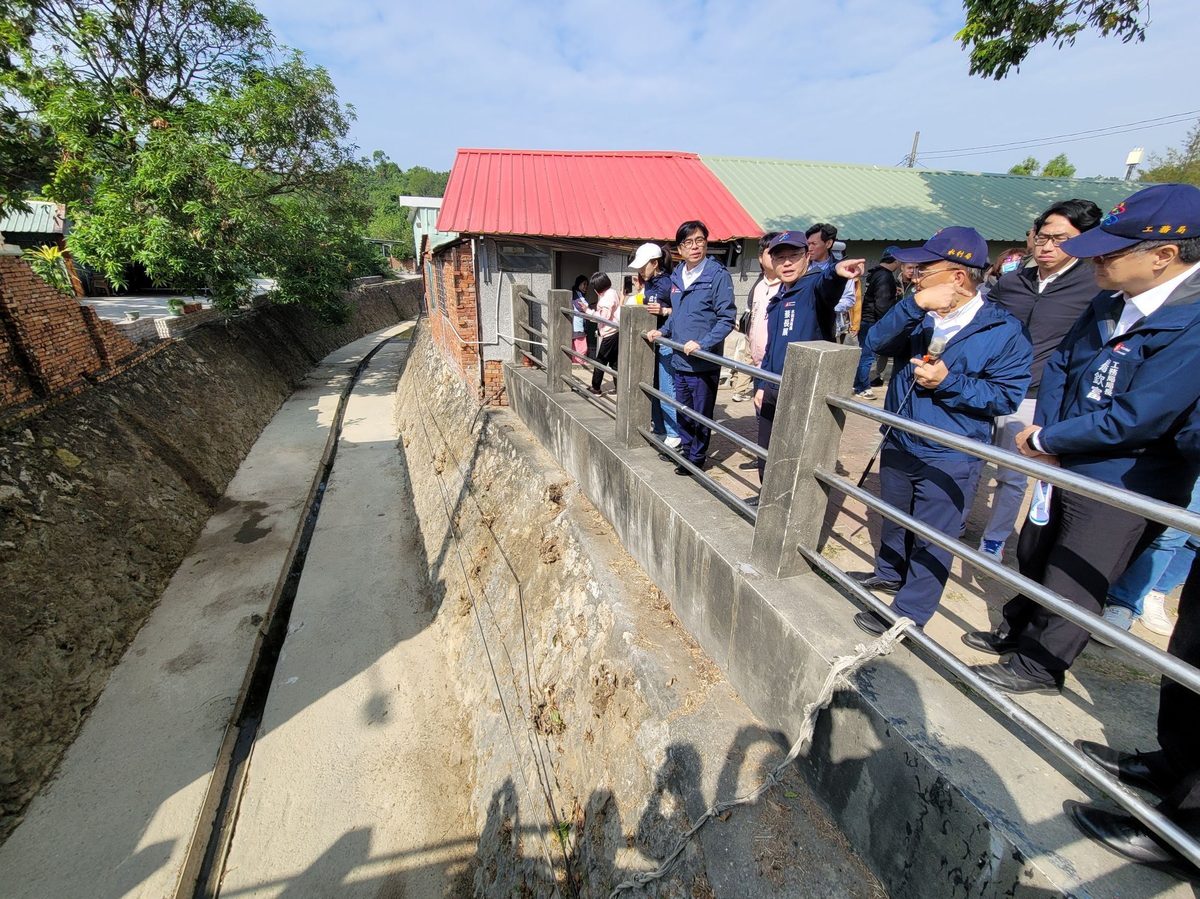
435,149,761,241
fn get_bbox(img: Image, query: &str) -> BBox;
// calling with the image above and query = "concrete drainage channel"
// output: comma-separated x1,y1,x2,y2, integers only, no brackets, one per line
182,334,401,898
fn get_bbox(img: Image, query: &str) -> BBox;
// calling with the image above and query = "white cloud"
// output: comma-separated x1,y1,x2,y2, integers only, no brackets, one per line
254,0,1200,178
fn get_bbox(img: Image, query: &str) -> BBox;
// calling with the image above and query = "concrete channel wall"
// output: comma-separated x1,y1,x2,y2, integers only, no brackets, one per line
0,278,421,841
503,356,1163,897
394,326,883,896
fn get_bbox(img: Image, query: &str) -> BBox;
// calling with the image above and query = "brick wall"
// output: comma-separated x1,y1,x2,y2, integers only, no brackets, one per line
422,239,510,405
0,253,140,412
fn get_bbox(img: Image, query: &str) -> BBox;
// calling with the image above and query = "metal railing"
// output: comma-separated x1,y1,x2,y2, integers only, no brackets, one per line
507,283,1200,869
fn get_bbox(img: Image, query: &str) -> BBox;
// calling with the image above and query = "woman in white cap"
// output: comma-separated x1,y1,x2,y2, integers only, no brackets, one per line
630,242,681,448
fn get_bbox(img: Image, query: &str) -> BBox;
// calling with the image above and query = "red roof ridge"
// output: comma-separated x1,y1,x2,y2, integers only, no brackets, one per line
456,147,698,159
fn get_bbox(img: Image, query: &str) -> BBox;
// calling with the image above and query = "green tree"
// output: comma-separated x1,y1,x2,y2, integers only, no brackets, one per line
1007,154,1077,178
1140,121,1200,188
1008,156,1041,176
354,152,449,259
3,0,384,318
0,2,56,213
1041,153,1077,178
958,0,1147,79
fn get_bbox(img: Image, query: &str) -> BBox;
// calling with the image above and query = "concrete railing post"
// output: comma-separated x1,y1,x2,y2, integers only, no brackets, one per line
509,281,530,366
616,305,657,449
751,340,858,578
546,289,573,393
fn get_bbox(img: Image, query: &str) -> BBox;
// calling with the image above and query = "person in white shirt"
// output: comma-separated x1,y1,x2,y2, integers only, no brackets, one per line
588,272,620,395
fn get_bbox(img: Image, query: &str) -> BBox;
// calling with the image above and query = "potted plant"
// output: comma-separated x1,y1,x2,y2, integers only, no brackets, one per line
166,297,185,316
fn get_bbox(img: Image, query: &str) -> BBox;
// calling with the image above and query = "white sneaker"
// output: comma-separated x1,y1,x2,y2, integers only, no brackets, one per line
1139,590,1175,636
854,389,876,400
663,436,682,449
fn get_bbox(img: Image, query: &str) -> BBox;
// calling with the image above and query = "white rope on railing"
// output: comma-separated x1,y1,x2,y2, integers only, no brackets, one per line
608,617,915,896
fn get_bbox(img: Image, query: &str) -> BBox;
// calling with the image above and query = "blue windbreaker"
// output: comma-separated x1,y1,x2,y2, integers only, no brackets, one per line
866,293,1032,462
643,271,673,308
660,257,736,374
1035,266,1200,504
755,265,846,389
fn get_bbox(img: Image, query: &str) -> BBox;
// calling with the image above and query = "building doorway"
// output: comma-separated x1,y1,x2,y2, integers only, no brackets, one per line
553,251,600,294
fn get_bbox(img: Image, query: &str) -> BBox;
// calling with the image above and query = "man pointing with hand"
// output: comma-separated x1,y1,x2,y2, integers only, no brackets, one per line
851,227,1032,637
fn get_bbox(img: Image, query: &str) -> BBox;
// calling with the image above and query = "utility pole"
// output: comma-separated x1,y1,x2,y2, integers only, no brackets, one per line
906,131,920,168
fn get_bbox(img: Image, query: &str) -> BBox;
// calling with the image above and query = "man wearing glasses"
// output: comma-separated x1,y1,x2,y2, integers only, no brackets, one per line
851,227,1031,638
974,199,1109,561
967,183,1200,699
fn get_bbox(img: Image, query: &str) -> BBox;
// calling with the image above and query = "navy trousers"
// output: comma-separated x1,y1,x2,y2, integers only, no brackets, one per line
875,446,980,626
672,369,720,465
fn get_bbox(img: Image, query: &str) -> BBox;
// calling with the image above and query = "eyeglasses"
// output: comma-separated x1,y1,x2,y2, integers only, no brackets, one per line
914,265,957,281
1092,244,1147,264
679,237,708,249
1032,233,1075,247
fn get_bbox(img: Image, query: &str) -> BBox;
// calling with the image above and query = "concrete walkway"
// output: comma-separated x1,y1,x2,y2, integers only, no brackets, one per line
0,324,411,898
218,340,476,896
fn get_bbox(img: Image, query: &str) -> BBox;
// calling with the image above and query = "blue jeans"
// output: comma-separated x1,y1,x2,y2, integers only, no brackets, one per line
1108,478,1200,614
852,322,875,393
651,345,679,439
672,368,719,465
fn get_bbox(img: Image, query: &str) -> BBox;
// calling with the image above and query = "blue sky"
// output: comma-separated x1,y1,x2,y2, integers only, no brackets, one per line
254,0,1199,178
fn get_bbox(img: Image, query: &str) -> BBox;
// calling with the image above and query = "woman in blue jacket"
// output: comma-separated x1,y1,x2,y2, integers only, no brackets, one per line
646,221,736,473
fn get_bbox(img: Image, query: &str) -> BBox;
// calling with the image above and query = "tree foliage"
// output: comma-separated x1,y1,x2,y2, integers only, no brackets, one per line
2,0,385,318
1140,121,1200,188
1007,153,1077,178
958,0,1147,79
355,151,449,259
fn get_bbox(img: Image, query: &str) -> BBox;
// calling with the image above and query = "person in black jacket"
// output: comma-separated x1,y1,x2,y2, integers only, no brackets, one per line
852,248,901,397
973,199,1108,561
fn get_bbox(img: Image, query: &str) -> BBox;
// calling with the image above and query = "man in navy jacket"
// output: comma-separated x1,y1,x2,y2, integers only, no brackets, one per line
852,227,1032,637
752,230,865,479
646,221,736,472
963,183,1200,878
967,184,1200,699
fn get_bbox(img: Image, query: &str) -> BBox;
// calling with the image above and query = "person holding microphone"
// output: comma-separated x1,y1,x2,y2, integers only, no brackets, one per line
851,227,1032,637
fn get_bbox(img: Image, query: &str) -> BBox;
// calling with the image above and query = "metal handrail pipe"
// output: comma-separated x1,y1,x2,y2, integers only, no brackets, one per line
558,374,616,417
639,428,757,522
558,345,616,377
639,382,768,461
828,395,1200,535
814,465,1200,695
577,309,619,329
652,335,782,386
518,322,546,339
797,544,1200,869
519,349,545,369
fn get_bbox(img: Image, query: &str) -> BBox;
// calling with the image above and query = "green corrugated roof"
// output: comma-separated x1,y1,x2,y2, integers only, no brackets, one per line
0,200,65,235
702,156,1136,242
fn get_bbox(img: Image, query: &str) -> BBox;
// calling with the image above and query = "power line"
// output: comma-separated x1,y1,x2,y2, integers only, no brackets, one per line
917,109,1200,160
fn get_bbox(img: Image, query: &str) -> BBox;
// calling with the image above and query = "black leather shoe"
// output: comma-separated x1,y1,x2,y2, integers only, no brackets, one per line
1075,740,1169,795
972,661,1060,695
674,465,690,476
848,572,901,594
961,629,1020,656
1066,800,1197,880
854,610,889,637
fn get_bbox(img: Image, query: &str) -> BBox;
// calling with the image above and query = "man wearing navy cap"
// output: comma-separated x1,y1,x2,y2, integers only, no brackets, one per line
752,231,865,480
964,183,1200,876
966,183,1200,692
851,226,1032,637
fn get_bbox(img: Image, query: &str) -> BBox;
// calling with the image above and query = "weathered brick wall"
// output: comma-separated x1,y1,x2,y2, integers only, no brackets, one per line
422,239,511,406
0,255,139,408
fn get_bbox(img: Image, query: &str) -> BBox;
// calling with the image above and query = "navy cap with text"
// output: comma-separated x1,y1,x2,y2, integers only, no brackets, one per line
767,230,808,252
890,226,988,269
1059,183,1200,258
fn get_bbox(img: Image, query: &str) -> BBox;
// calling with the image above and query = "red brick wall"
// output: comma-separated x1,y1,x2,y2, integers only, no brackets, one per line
0,254,140,412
